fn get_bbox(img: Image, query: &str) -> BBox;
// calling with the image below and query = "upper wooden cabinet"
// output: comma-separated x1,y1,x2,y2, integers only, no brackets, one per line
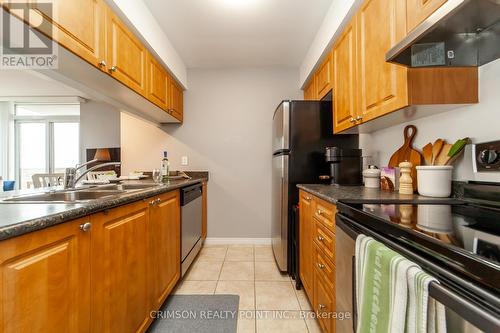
303,78,317,100
2,1,184,123
91,201,151,333
30,0,106,68
332,0,476,133
168,76,184,122
332,18,358,133
0,217,91,333
147,51,168,110
407,0,448,33
304,0,476,134
106,7,147,97
356,0,408,124
149,191,181,310
315,52,333,100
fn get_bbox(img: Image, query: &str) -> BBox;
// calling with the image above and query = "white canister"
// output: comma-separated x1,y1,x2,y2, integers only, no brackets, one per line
363,166,381,189
416,166,453,197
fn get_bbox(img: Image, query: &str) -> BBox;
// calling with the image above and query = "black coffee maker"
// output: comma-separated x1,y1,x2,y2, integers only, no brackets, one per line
324,147,362,185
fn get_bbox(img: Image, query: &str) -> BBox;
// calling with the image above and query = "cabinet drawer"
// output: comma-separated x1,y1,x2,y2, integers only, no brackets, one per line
313,242,335,291
314,269,335,333
313,220,335,262
312,198,336,232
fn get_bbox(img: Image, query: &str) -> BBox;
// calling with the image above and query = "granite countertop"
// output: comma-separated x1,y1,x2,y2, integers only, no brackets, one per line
297,184,455,205
0,173,208,241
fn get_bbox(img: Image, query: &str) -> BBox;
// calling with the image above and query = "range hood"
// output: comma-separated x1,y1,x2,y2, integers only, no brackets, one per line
386,0,500,67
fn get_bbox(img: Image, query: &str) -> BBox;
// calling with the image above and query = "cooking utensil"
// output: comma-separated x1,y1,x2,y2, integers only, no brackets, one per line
422,143,433,165
435,143,452,166
388,125,422,191
446,137,470,165
431,139,444,165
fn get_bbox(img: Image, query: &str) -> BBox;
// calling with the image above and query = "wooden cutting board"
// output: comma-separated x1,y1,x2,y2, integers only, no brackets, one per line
388,125,423,191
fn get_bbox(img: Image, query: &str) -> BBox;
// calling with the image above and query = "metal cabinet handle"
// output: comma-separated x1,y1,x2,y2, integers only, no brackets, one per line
109,66,117,73
317,235,324,242
155,198,161,204
305,196,312,201
98,60,107,67
319,304,326,310
149,200,156,206
317,263,325,269
79,222,91,232
317,210,323,216
356,116,363,121
349,117,356,123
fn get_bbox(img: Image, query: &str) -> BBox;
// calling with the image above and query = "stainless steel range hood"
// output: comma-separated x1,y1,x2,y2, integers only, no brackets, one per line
386,0,500,67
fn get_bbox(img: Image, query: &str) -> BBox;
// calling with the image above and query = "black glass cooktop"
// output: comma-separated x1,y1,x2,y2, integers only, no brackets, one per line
337,200,500,291
356,203,500,266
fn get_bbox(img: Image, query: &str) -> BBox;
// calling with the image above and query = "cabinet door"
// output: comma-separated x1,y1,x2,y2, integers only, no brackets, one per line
299,191,314,299
357,0,408,123
315,52,333,100
202,181,208,240
0,218,91,333
332,18,358,133
149,191,181,310
303,78,316,100
106,7,147,97
407,0,447,33
314,266,336,333
29,0,106,68
168,75,184,122
146,52,168,110
91,201,151,333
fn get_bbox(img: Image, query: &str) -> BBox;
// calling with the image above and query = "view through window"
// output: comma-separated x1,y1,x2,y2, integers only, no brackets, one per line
15,104,80,189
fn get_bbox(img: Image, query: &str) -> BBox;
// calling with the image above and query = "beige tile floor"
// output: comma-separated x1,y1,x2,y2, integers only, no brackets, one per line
173,244,322,333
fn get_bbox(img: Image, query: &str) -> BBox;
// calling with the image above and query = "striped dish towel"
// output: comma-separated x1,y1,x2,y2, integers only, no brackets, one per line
406,267,447,333
355,235,446,333
356,235,418,333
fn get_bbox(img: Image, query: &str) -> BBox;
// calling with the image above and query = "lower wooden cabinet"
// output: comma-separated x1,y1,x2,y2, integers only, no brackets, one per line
149,191,181,310
299,190,337,333
202,180,208,240
91,200,151,333
299,190,314,299
314,264,336,333
0,217,91,333
0,189,183,333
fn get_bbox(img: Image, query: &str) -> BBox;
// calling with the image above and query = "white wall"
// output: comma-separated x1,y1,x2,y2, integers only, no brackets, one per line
108,0,187,88
80,101,121,163
299,0,361,87
360,58,500,183
121,68,302,238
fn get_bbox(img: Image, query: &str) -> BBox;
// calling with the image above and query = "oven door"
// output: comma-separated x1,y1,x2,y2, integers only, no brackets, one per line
336,213,500,333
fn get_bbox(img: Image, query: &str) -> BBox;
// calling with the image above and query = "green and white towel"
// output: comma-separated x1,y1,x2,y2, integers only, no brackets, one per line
406,267,447,333
355,235,447,333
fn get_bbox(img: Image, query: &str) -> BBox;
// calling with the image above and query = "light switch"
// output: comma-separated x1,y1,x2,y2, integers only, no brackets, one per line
181,156,189,166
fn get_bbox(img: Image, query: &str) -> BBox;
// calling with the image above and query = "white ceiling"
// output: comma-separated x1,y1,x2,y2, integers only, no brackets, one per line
143,0,332,68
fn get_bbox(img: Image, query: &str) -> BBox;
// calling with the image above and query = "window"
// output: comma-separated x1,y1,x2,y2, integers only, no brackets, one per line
15,104,80,189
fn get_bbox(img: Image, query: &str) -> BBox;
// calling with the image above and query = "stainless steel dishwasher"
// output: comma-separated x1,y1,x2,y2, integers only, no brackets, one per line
180,183,203,276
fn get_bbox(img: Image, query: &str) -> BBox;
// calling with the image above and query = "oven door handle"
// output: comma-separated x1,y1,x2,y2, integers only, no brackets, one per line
336,214,500,333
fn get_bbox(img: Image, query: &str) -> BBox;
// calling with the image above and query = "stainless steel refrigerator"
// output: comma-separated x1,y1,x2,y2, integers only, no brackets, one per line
272,99,358,272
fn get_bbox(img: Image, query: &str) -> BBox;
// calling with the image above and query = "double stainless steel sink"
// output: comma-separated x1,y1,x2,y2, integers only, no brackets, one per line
2,183,160,204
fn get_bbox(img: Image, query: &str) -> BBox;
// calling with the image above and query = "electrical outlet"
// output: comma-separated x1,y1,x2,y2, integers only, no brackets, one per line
181,156,189,166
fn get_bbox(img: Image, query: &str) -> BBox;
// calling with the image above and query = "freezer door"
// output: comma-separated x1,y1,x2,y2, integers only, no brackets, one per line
272,101,290,153
272,153,289,271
